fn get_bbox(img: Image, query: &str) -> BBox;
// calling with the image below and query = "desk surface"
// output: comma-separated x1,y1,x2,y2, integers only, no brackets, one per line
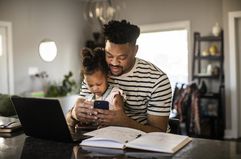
0,132,241,159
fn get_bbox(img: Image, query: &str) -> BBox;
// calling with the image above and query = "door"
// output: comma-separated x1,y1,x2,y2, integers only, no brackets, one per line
237,17,241,137
228,11,241,138
0,22,14,94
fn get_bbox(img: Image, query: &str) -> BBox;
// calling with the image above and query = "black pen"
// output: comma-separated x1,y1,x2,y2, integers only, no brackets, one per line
136,134,142,138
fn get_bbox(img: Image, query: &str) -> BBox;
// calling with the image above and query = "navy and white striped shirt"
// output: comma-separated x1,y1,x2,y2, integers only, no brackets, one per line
80,58,172,124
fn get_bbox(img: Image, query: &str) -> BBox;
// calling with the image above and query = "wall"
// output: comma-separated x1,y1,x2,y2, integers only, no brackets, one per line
118,0,222,34
0,0,90,94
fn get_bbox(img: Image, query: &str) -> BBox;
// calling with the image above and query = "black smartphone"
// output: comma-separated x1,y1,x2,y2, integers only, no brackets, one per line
94,100,109,110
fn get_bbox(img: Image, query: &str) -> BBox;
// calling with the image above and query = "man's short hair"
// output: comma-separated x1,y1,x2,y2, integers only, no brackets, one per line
103,20,140,44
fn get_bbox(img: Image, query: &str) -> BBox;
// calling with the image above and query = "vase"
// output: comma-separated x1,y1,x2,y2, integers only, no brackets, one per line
212,23,221,37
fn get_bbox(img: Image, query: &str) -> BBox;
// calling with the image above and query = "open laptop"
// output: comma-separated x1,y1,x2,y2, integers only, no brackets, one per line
11,96,89,143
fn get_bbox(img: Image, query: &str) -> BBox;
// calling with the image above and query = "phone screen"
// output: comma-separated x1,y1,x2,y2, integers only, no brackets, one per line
94,100,109,110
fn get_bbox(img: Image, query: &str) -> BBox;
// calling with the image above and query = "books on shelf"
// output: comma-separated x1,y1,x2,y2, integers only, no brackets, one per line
80,126,192,154
0,116,22,133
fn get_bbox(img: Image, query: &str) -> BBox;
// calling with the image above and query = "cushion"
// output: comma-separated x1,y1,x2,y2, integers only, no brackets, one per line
0,94,16,116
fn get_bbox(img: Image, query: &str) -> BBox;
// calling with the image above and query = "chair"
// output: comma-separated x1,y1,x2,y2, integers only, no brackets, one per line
169,82,185,134
169,117,181,134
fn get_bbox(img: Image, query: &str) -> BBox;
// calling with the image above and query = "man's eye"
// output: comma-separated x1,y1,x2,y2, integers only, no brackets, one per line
119,56,127,60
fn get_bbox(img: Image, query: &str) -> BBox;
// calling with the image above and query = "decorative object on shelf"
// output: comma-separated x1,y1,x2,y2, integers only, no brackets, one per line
212,22,222,37
201,50,209,56
30,71,49,97
198,80,207,95
206,64,213,75
212,65,220,76
208,44,218,56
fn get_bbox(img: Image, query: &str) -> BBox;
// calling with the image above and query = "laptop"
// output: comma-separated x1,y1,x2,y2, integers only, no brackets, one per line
11,96,89,143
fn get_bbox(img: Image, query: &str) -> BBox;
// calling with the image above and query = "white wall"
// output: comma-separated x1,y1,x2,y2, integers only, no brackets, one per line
0,0,90,94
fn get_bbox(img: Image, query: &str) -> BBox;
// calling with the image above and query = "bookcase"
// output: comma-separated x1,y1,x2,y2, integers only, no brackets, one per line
191,31,225,139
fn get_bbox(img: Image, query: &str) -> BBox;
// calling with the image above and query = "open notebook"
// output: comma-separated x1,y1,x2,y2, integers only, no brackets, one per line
80,126,192,154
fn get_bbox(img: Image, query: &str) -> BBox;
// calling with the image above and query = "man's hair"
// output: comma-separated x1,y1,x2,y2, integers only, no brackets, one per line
81,48,109,76
103,20,140,44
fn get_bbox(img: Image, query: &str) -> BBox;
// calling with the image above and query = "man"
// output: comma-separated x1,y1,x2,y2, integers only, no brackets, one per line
66,20,172,132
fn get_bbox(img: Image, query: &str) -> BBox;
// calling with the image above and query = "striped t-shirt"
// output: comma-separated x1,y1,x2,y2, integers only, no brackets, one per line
80,58,172,124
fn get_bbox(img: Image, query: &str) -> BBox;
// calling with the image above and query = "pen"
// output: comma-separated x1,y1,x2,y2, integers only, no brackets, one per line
136,134,142,138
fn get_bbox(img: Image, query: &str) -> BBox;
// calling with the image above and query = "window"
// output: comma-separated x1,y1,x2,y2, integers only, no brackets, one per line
137,22,190,90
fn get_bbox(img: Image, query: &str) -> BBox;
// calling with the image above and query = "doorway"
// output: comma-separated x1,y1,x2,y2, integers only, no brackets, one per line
0,21,14,94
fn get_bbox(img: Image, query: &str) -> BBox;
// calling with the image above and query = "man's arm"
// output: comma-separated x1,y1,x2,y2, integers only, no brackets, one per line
123,114,169,132
96,108,169,132
96,94,169,132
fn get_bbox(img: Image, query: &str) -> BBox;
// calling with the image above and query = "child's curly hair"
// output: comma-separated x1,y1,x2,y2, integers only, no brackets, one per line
103,20,140,44
81,48,109,76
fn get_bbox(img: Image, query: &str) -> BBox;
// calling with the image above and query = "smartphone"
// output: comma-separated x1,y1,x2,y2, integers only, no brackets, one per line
94,100,109,110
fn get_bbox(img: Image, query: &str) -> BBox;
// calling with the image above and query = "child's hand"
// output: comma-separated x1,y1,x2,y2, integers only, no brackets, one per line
72,98,97,123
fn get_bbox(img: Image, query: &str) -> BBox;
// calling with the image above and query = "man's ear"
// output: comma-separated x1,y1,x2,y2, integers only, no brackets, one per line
134,45,139,56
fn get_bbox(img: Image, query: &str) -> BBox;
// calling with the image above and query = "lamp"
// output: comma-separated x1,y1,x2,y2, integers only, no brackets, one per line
86,0,119,25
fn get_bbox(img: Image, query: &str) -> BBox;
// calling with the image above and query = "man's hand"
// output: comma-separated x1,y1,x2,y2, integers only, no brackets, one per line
95,94,127,126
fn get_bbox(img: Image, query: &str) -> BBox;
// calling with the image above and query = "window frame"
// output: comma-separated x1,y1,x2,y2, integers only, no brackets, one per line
138,21,191,83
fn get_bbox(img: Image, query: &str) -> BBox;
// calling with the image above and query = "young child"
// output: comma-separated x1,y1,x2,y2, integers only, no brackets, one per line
80,47,126,110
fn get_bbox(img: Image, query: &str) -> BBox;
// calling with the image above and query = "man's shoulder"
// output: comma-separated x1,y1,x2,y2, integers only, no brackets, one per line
136,58,165,74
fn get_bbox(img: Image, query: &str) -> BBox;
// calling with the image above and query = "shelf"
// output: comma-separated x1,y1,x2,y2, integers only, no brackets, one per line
197,35,222,41
191,31,224,140
194,55,222,61
200,93,220,99
193,74,219,79
201,115,218,119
